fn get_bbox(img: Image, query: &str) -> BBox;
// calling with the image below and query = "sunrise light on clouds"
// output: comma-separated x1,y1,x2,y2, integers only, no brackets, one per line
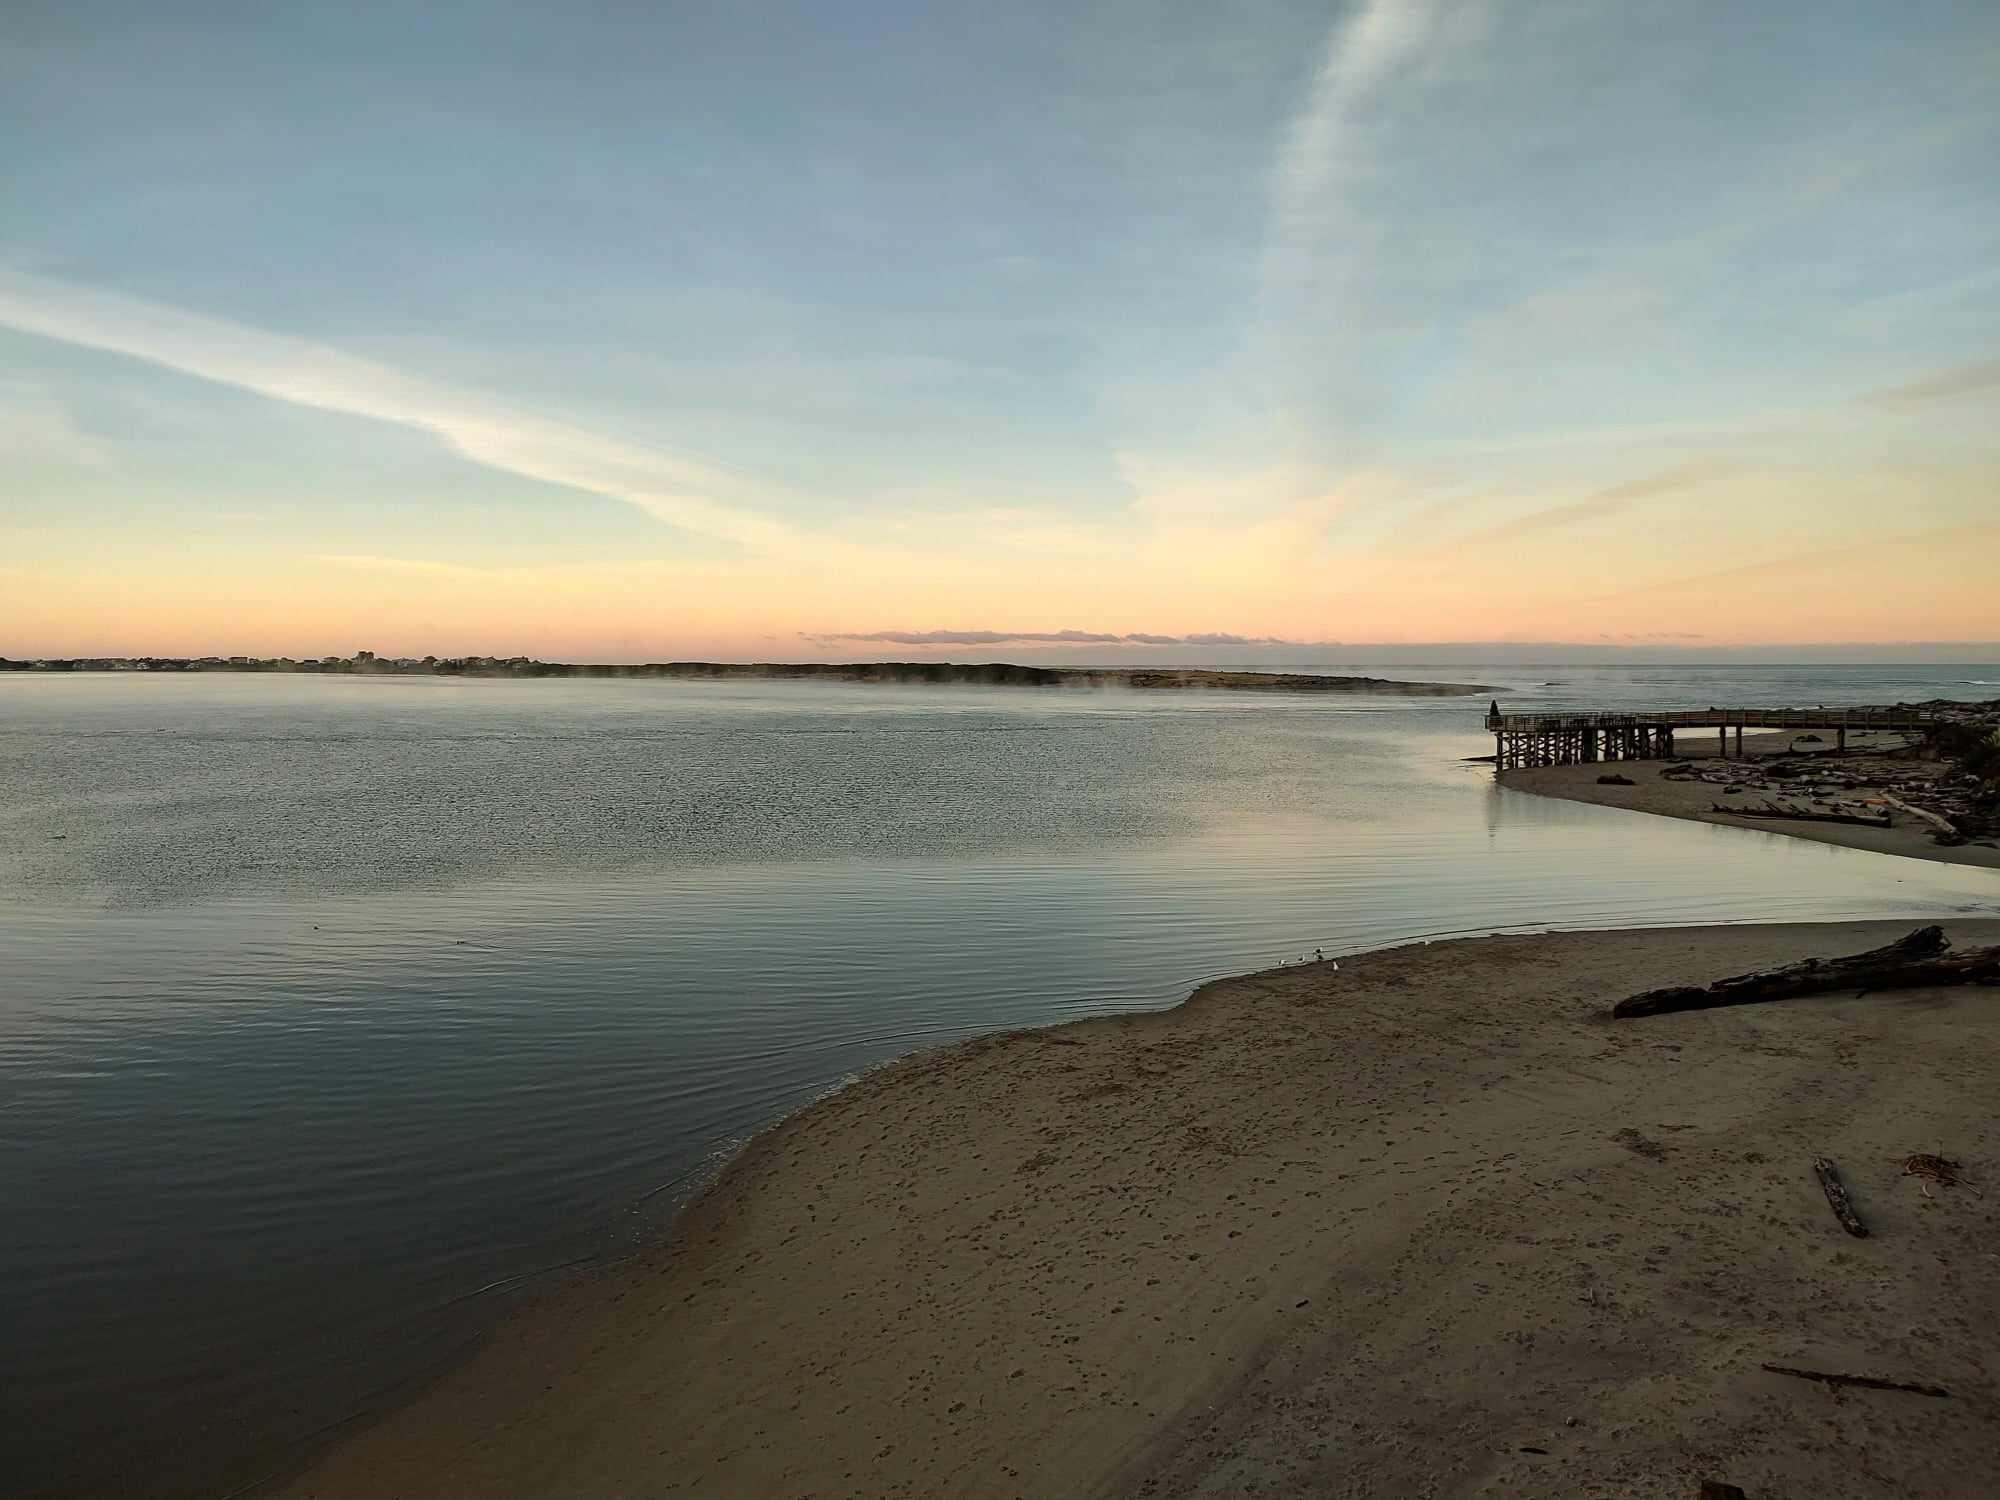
4,0,1997,660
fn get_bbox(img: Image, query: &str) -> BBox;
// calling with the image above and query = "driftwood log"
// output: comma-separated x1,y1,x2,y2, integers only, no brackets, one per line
1611,926,2000,1019
1881,791,1965,844
1760,1363,1950,1399
1813,1157,1868,1237
1710,802,1891,828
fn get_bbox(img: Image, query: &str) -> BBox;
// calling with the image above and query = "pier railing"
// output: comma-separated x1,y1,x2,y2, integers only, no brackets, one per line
1489,707,1938,733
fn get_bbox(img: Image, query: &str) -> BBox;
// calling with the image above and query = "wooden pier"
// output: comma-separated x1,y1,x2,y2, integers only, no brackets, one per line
1485,702,1937,771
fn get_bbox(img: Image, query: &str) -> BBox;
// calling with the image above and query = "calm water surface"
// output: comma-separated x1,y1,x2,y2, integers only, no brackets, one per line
3,665,1997,1497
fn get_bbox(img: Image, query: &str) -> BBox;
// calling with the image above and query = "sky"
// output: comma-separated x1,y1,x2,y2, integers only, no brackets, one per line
3,0,1998,662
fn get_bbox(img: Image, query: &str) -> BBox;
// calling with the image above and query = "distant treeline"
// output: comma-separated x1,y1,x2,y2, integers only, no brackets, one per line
0,656,1489,694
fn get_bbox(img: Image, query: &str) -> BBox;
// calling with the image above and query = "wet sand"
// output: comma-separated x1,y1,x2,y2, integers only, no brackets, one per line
275,919,2000,1499
1501,733,2000,871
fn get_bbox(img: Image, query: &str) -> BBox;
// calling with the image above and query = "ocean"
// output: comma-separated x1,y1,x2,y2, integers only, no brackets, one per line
3,663,1997,1497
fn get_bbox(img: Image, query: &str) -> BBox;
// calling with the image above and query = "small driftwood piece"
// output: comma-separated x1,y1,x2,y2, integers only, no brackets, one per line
1902,1152,1976,1197
1611,926,2000,1019
1760,1363,1950,1399
1698,1484,1748,1500
1813,1157,1868,1237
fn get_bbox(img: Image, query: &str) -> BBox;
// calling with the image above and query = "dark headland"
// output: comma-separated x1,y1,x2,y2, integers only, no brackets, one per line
1,654,1490,694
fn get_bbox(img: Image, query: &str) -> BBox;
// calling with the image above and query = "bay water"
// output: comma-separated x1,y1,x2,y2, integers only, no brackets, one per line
3,664,1997,1496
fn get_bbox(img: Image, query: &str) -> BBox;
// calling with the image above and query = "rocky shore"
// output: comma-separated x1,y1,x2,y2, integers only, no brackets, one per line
1500,700,2000,870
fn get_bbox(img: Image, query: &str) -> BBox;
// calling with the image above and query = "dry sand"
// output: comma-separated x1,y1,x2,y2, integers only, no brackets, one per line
275,919,2000,1499
1501,734,2000,872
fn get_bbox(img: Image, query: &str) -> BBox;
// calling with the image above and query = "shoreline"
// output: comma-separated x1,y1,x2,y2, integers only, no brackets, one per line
1498,733,2000,871
273,918,2000,1498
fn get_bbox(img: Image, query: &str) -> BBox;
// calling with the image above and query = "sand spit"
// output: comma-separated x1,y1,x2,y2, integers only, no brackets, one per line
276,920,2000,1499
1502,734,2000,871
4,658,1491,694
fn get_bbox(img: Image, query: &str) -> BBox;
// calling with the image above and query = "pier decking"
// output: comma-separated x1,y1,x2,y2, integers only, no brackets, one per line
1485,704,1937,770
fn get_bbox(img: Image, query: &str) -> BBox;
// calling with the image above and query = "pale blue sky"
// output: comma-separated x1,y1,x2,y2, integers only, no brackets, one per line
4,1,1998,655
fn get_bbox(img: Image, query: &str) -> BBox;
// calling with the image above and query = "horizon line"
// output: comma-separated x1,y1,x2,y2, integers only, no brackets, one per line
7,644,2000,665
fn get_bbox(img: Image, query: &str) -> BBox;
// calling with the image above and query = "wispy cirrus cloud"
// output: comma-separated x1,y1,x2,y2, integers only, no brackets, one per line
1570,521,2000,607
1858,359,2000,407
1435,462,1734,553
1251,0,1489,465
1264,0,1439,284
810,628,1334,648
0,267,788,549
0,392,110,469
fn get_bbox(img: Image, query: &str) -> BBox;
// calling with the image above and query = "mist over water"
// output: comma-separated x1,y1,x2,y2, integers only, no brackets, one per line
3,665,1997,1497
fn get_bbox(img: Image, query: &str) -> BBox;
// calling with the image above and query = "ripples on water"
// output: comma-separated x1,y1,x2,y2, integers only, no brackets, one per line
2,666,1996,1497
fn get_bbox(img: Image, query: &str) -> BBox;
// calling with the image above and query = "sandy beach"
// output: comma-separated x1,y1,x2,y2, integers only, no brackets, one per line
275,918,2000,1499
1501,733,2000,871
